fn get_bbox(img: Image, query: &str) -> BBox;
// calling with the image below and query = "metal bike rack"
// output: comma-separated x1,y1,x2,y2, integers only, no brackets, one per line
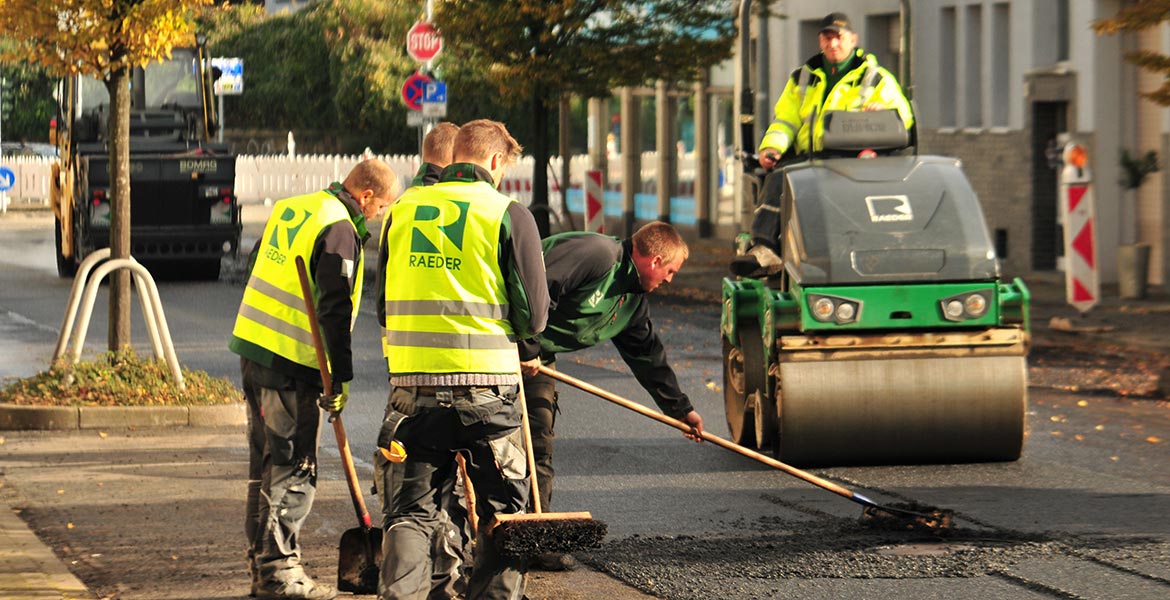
53,248,185,391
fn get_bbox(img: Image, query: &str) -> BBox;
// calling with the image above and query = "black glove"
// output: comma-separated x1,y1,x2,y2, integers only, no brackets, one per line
318,381,349,414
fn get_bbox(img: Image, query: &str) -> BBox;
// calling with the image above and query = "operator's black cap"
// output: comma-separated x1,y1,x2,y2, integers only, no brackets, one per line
819,12,853,34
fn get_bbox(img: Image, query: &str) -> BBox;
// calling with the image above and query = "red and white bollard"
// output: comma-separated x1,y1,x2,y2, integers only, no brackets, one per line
585,169,604,233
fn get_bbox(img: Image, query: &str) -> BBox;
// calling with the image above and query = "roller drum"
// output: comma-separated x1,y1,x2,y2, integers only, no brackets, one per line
777,355,1026,466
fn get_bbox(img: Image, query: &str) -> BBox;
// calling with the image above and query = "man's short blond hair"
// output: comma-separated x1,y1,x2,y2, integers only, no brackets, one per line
452,119,522,166
632,221,689,263
422,122,459,167
343,158,398,199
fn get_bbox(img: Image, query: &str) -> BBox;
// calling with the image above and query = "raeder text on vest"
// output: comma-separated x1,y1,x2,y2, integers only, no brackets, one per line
409,253,462,270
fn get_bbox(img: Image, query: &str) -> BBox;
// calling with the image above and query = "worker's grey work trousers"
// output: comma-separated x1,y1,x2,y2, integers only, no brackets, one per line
522,363,558,512
379,385,529,600
375,390,472,599
243,358,324,585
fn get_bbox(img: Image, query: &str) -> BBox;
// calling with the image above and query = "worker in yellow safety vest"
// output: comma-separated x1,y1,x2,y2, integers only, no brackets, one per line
231,159,398,600
373,121,474,599
758,11,913,166
377,119,549,600
737,11,914,277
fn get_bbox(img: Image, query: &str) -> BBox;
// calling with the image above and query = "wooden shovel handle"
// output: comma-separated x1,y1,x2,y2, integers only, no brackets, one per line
537,365,859,503
456,453,477,533
295,256,373,530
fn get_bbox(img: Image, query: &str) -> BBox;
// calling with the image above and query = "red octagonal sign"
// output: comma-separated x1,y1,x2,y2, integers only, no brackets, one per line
407,21,443,62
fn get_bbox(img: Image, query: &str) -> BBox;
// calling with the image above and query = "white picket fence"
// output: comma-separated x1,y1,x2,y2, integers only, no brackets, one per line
1,151,724,216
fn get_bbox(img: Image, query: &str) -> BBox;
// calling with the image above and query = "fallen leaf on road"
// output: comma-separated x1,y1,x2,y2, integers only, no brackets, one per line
98,431,108,438
1077,400,1088,407
67,522,74,529
57,489,64,494
1147,436,1162,444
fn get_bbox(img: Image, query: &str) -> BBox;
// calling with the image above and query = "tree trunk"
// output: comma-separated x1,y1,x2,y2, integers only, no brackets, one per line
107,69,131,352
530,93,551,238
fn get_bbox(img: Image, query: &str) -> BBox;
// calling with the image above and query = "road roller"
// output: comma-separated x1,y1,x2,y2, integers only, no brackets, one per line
723,109,1030,467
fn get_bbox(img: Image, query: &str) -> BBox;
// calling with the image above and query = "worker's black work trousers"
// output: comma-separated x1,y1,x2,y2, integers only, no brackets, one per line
379,385,529,600
242,358,324,586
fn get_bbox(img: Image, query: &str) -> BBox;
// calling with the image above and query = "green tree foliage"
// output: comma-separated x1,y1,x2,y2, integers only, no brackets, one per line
1094,1,1170,106
0,50,55,143
434,0,737,234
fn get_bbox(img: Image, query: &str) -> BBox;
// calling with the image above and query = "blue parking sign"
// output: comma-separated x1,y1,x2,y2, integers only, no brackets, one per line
424,81,447,104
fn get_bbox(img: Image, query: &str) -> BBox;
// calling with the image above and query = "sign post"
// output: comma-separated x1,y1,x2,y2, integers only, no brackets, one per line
405,16,446,147
211,58,244,144
1058,139,1099,313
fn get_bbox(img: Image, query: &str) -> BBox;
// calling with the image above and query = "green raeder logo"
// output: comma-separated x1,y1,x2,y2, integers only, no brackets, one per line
411,200,469,253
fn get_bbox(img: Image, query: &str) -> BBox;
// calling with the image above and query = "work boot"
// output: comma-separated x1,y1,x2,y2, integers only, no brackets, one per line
255,575,337,600
529,551,577,572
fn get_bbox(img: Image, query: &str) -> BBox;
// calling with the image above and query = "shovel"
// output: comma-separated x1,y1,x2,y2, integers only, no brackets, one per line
295,257,382,593
540,365,954,534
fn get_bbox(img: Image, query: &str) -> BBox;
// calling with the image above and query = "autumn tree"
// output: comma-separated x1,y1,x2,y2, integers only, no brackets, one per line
1094,1,1170,106
434,0,737,236
0,0,213,352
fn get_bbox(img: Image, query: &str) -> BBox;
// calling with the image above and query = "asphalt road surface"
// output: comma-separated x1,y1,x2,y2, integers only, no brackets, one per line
2,209,1169,599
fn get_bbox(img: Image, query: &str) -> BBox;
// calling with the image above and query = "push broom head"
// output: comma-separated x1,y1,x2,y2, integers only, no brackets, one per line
490,511,608,556
860,502,955,535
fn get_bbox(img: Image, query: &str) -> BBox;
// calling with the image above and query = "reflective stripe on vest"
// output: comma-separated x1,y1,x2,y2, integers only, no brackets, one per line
231,190,363,370
383,181,518,375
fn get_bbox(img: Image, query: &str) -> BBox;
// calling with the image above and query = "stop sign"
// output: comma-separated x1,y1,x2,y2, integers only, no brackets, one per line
407,21,443,62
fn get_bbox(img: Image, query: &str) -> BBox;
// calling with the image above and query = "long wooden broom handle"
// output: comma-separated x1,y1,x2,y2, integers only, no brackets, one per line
295,256,373,529
537,365,859,503
517,370,544,514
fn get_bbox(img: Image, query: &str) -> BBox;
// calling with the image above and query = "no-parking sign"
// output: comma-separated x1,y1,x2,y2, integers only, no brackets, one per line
401,72,432,111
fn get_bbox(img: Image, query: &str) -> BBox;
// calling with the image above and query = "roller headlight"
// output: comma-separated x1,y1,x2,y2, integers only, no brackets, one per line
944,299,965,320
808,294,861,324
964,293,988,317
812,297,836,321
940,290,992,322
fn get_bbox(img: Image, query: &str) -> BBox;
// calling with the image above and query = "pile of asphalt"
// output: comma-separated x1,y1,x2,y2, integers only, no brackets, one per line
579,515,1170,599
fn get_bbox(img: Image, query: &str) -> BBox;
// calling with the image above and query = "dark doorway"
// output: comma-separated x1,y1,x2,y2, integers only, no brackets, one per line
1031,101,1067,270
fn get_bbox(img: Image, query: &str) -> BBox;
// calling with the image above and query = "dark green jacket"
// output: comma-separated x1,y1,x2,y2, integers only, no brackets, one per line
520,232,694,419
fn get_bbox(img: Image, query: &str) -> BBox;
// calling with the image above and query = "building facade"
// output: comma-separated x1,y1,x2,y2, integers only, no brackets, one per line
749,0,1168,289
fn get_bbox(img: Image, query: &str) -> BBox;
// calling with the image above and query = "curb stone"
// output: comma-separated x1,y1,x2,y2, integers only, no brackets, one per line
0,402,247,431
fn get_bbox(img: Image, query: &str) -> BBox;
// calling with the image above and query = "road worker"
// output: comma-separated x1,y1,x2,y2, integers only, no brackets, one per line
231,159,399,600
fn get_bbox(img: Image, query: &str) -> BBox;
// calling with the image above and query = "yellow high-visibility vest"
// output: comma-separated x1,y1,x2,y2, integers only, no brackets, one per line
759,50,913,155
383,181,518,376
232,190,363,370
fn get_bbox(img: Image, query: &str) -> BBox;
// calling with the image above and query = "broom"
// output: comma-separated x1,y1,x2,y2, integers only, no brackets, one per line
540,365,954,535
488,370,607,556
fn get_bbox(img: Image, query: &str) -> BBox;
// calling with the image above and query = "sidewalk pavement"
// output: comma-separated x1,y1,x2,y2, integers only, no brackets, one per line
2,228,1169,599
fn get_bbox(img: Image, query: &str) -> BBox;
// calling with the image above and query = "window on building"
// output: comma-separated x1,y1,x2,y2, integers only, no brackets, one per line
940,7,957,127
992,3,1010,127
965,4,984,127
1056,0,1069,61
865,13,902,84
